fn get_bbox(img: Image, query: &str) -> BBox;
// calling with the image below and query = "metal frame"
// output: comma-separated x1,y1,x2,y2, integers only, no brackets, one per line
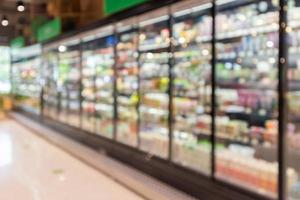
56,51,60,121
16,0,292,199
113,29,118,141
136,24,142,149
211,0,216,178
79,39,84,129
278,0,288,199
167,6,175,162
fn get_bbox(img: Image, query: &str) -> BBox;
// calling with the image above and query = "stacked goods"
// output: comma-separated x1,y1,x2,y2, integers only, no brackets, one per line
288,92,300,116
195,115,211,135
140,128,169,158
217,147,298,196
216,118,248,138
173,139,211,174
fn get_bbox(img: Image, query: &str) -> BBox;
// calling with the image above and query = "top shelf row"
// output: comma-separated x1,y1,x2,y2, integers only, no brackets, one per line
43,0,300,54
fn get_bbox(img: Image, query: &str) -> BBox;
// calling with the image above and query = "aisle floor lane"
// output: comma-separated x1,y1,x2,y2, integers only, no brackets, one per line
0,119,144,200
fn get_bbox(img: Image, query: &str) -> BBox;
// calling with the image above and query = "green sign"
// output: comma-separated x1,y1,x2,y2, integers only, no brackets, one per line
104,0,147,15
10,36,25,48
37,18,61,42
31,16,48,39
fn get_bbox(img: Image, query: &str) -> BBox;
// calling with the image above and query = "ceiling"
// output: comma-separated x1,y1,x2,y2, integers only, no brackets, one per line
0,0,106,46
0,0,48,45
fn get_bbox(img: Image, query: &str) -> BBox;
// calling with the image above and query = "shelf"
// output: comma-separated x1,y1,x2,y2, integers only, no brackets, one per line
140,75,169,81
171,20,299,45
173,94,199,100
217,23,277,41
140,106,168,116
140,89,168,95
139,43,169,53
117,92,134,97
288,80,300,91
217,81,276,91
217,50,278,61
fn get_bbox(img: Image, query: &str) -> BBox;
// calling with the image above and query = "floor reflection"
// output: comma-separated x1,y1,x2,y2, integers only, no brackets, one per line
0,119,144,200
0,133,12,167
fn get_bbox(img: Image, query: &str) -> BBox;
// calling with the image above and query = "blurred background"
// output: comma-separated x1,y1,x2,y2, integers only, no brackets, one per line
0,0,105,45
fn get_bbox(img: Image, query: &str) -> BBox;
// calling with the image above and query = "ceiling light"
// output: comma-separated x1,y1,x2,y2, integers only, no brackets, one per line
58,45,67,52
17,1,25,12
1,16,9,27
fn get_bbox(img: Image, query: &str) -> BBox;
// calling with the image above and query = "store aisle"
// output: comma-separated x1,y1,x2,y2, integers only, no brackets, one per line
0,119,144,200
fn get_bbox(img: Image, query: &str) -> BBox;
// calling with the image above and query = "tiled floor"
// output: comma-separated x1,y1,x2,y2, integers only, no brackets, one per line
0,119,144,200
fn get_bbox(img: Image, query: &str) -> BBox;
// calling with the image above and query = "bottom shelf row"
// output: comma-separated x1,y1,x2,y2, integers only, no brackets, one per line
42,106,300,199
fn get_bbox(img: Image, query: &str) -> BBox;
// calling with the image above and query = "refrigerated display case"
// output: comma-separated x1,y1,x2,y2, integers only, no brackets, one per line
214,0,291,198
138,8,170,158
57,39,81,127
0,46,10,94
81,35,98,133
42,45,59,119
116,18,139,147
81,26,116,138
287,1,300,199
11,44,42,115
171,0,212,174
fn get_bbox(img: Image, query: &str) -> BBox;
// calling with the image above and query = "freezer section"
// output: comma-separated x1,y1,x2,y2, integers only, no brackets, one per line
43,49,59,119
138,10,170,158
93,35,116,139
116,22,139,147
57,41,81,127
11,45,42,115
215,0,282,198
287,1,300,199
171,0,212,174
81,40,97,133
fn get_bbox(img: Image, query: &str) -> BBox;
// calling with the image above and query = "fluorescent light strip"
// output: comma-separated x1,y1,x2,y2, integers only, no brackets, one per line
118,25,133,33
139,15,169,27
82,35,96,42
62,39,80,46
173,3,212,17
193,3,213,13
82,31,113,42
11,44,41,59
173,8,191,18
94,30,113,39
216,0,238,6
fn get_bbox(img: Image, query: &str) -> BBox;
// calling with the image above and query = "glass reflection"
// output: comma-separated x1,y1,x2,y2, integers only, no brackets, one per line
215,0,280,198
287,0,300,199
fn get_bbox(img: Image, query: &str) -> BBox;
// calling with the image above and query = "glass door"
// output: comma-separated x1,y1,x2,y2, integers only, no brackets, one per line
138,8,170,158
81,38,98,133
92,27,116,139
116,18,139,147
11,45,42,115
287,0,300,199
215,0,279,198
43,48,59,120
171,0,212,174
58,40,81,127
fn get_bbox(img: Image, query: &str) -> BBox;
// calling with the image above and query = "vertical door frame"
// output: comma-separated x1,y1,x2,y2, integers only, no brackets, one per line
278,0,288,199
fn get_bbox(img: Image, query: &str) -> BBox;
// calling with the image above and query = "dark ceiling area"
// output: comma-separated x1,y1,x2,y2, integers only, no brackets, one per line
0,0,104,46
0,0,47,45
